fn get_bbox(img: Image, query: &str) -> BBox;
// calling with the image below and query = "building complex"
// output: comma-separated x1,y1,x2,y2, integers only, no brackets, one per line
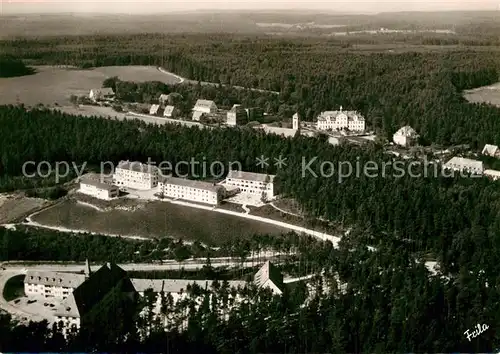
78,173,119,200
158,177,225,205
444,157,484,175
23,261,284,335
393,126,418,147
113,160,159,190
316,107,365,132
225,170,275,201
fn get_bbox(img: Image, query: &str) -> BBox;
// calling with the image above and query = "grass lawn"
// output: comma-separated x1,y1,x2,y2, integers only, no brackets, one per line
3,275,25,302
32,199,289,246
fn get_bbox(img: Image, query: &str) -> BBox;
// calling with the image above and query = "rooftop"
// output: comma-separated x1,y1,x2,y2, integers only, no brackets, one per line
116,160,159,174
227,170,275,183
164,105,176,115
394,126,418,137
90,87,114,95
194,99,217,109
160,177,224,193
25,270,86,289
131,278,246,294
79,173,117,191
254,261,284,293
482,144,499,156
445,157,484,170
317,108,364,122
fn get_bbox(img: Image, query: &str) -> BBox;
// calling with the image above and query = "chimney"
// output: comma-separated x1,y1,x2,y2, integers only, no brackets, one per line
340,106,343,112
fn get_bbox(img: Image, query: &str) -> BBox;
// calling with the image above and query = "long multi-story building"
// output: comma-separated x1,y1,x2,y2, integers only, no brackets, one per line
78,173,119,200
225,170,275,201
316,107,365,132
444,157,484,175
158,177,225,205
113,160,159,190
24,271,86,300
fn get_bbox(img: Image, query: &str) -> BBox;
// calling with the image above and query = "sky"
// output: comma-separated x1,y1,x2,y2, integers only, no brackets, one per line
1,0,499,14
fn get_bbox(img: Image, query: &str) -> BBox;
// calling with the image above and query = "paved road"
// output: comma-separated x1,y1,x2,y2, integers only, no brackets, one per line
0,257,288,321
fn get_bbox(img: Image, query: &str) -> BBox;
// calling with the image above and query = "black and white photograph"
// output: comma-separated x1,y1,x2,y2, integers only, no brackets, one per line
0,0,499,352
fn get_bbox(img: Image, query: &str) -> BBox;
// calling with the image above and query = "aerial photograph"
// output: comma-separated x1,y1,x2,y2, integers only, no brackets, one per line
1,0,500,352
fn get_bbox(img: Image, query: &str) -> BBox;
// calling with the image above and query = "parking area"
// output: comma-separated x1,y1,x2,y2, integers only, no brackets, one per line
10,296,61,322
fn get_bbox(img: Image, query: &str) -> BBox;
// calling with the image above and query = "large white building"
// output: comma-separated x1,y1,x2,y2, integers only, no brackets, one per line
316,107,365,132
113,160,159,190
225,170,275,201
24,260,284,336
193,99,217,114
24,271,86,300
444,157,484,175
89,88,114,102
78,173,119,200
393,126,418,147
158,177,225,205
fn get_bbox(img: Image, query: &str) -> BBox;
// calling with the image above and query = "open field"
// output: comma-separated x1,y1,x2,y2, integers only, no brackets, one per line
0,195,48,224
0,65,180,106
463,82,500,107
31,199,288,246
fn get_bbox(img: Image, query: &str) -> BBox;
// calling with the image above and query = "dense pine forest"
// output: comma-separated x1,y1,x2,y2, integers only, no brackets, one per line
2,30,500,351
3,33,500,145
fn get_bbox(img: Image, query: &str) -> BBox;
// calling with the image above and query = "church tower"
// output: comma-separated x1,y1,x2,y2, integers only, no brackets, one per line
84,258,92,279
292,112,300,131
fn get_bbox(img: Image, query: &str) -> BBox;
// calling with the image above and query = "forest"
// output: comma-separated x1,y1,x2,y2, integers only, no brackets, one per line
1,31,500,351
0,55,34,77
2,33,500,145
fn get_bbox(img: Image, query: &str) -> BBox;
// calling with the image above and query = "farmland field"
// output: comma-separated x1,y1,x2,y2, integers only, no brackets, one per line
463,82,500,107
0,195,48,224
0,65,181,106
31,199,289,246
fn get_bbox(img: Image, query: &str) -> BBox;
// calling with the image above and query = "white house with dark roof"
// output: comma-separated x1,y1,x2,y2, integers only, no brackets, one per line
78,173,119,200
113,160,159,190
444,157,484,175
482,144,500,158
393,126,419,147
193,99,217,114
158,177,225,205
89,87,115,102
225,170,275,200
316,107,365,132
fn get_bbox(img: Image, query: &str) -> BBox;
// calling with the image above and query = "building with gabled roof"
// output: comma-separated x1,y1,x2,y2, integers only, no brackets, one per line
253,261,284,295
484,169,500,180
316,107,365,132
225,170,275,201
227,104,248,126
113,160,160,190
393,126,419,147
444,157,484,175
163,105,179,118
482,144,500,158
158,177,225,205
78,173,119,200
89,88,115,102
54,262,136,336
149,104,161,116
24,271,86,300
158,94,170,105
193,99,217,114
